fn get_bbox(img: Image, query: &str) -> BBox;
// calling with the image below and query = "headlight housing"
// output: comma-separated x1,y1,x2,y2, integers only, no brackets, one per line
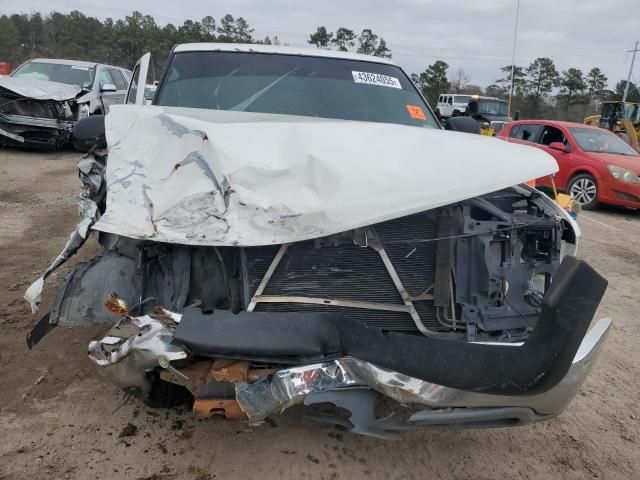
607,165,640,184
77,103,90,120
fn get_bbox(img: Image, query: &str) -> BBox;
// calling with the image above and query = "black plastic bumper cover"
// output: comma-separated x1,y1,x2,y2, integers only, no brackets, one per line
174,256,607,396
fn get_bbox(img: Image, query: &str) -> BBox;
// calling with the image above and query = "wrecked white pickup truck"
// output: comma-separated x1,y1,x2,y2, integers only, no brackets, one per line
24,44,611,439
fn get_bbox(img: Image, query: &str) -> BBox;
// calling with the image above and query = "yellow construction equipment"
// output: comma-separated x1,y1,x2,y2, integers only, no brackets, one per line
584,101,640,148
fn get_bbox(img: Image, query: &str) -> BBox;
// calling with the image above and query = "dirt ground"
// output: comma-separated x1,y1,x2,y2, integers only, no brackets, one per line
0,148,639,480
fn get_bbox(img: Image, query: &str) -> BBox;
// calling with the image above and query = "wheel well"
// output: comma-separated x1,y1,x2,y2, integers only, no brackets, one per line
93,109,103,115
568,170,595,181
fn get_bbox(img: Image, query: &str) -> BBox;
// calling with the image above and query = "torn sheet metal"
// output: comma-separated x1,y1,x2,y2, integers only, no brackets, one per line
88,313,187,396
88,314,186,366
0,76,81,101
94,105,559,247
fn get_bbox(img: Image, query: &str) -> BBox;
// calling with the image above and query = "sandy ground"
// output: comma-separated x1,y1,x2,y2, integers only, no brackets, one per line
0,147,639,480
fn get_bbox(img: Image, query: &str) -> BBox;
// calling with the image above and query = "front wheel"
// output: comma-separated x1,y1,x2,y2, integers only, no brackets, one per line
568,173,599,210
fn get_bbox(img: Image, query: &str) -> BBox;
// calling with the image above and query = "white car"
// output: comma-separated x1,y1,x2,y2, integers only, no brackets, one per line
436,93,472,118
0,58,131,148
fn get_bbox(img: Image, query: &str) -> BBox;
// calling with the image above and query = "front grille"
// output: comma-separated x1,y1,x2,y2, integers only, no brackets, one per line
243,211,443,331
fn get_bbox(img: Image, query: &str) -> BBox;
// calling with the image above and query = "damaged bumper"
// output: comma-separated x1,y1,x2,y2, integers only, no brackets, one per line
0,78,81,148
0,111,76,148
88,310,610,438
86,256,610,438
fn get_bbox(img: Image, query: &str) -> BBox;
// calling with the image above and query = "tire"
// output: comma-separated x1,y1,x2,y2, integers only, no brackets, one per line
567,173,599,210
452,110,461,117
615,131,632,145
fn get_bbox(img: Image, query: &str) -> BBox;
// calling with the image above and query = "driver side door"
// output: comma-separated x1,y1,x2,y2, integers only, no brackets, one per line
126,53,154,105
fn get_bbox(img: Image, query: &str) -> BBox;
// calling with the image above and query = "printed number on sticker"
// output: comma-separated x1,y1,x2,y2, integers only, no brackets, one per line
352,71,402,89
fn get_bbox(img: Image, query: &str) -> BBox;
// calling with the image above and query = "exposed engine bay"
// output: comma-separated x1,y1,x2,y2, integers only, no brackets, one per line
0,78,81,148
23,106,609,438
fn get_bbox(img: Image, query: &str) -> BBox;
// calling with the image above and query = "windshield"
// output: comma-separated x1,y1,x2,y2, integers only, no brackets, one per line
570,127,639,156
477,100,508,116
12,61,95,89
155,51,438,128
454,95,471,104
623,103,639,120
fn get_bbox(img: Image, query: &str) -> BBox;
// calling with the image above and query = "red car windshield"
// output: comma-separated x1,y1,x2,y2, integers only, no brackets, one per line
570,128,639,156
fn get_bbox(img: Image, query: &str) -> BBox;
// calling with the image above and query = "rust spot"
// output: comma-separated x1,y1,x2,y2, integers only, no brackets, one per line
105,292,129,315
174,163,181,170
209,358,249,383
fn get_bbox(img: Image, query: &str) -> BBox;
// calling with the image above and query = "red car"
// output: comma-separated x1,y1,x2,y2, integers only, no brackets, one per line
497,120,640,209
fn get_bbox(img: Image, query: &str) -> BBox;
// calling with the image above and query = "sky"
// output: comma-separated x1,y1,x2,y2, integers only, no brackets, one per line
2,0,639,89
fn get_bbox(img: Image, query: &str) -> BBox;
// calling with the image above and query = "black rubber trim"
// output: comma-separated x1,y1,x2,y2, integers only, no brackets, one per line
26,313,56,349
175,309,343,359
174,256,607,396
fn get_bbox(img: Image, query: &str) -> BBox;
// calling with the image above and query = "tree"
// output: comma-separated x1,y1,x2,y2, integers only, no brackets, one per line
614,80,640,102
374,38,391,58
449,68,470,93
558,68,587,113
526,57,559,111
356,29,391,58
217,14,235,42
496,65,527,97
201,16,216,41
331,27,355,51
413,60,450,106
459,84,483,95
583,67,608,114
0,15,20,63
308,26,332,48
234,17,253,43
485,84,507,98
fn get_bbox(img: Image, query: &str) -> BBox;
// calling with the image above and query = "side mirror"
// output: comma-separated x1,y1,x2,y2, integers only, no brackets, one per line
100,83,117,93
445,117,481,135
72,115,106,152
549,142,568,153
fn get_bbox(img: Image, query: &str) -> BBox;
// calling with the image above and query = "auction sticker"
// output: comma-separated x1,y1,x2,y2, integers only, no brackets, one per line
352,71,402,89
406,104,426,120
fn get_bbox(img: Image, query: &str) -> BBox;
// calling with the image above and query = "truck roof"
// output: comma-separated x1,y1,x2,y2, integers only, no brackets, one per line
173,43,397,66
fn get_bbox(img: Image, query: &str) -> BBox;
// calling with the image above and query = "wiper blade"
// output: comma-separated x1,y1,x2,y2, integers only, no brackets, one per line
230,68,298,112
213,67,240,109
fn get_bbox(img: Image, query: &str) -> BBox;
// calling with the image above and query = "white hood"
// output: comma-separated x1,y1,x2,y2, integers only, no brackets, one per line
94,105,558,246
0,76,81,101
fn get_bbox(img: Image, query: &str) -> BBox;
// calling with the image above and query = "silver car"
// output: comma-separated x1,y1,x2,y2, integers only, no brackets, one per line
0,58,131,148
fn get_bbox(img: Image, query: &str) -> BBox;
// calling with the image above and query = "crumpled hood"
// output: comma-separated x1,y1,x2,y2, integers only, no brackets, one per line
94,105,559,246
0,76,82,101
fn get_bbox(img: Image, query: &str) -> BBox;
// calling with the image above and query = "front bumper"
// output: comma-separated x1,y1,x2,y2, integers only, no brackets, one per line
238,317,610,436
88,312,611,438
86,256,610,438
0,112,75,148
599,177,640,208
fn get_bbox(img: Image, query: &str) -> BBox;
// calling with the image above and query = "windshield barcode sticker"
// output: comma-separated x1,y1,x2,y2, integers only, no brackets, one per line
352,71,402,89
